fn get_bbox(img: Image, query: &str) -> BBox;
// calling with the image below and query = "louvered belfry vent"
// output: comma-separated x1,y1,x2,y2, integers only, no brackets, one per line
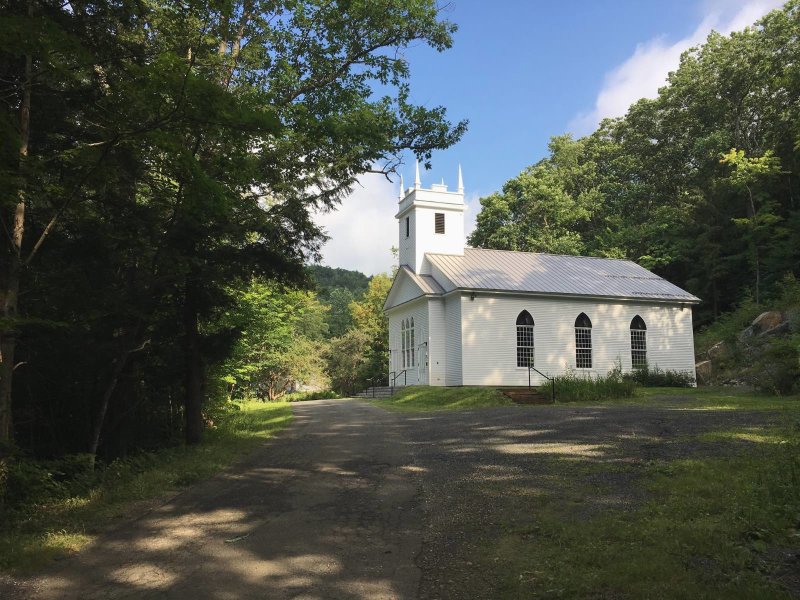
434,212,445,234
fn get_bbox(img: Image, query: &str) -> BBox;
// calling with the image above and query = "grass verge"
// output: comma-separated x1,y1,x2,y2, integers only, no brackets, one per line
372,385,513,411
553,386,800,409
0,401,292,575
639,386,800,410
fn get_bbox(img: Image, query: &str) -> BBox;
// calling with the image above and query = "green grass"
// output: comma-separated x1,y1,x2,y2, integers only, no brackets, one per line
474,394,800,598
639,386,800,410
554,370,638,402
553,386,800,410
372,385,513,411
489,443,800,598
372,384,800,412
0,401,292,575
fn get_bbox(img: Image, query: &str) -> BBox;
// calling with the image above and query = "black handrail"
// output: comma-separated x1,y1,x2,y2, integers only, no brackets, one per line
390,369,407,388
528,365,556,403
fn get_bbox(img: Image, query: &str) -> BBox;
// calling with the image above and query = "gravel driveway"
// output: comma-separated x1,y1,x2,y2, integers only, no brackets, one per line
10,398,780,599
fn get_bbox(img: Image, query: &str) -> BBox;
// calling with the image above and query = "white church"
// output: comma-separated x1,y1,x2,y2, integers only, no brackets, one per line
383,165,699,387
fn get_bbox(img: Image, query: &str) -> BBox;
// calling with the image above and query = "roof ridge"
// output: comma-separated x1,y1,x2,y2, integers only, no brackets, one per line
460,246,636,263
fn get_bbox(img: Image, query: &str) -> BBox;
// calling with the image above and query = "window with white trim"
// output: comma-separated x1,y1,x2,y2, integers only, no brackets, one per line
410,317,415,367
400,317,415,369
401,319,406,369
516,310,535,367
575,313,592,369
630,315,647,369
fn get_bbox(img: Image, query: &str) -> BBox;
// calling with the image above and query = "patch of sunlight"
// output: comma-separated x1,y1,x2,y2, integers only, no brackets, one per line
698,430,787,444
495,442,610,457
42,530,91,554
493,429,557,438
400,465,427,474
671,406,740,411
109,563,178,588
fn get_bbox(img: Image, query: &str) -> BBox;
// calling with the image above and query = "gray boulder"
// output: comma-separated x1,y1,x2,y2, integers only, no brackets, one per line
752,311,784,332
695,360,713,385
707,341,727,359
759,321,791,337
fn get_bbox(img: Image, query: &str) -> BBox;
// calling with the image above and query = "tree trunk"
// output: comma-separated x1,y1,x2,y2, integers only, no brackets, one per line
746,185,760,305
0,12,32,446
88,335,148,461
183,273,204,445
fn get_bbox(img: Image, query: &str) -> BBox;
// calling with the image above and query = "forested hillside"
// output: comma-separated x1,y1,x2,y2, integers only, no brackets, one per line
308,265,370,337
308,265,370,300
469,3,800,327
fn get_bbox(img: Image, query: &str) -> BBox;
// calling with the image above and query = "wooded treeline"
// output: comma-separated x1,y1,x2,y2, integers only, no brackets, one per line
0,0,464,461
470,2,800,326
216,267,391,404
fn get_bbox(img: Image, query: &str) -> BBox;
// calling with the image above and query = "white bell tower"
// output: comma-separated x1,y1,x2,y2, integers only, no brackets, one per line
396,162,466,274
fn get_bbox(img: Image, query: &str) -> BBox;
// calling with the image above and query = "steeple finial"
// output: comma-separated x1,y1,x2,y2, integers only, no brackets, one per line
414,159,421,189
398,174,404,201
457,164,464,193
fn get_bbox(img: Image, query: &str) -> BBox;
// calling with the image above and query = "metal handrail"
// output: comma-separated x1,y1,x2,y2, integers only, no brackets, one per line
528,365,556,403
390,369,407,388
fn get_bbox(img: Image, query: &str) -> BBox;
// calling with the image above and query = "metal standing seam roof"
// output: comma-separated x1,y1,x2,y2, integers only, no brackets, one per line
399,265,446,295
425,247,700,303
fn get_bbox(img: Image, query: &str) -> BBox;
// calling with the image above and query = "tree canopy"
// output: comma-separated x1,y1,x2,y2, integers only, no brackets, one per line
0,0,465,454
469,3,800,324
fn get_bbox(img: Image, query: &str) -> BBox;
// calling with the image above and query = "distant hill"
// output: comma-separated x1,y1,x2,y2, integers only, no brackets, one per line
307,265,370,301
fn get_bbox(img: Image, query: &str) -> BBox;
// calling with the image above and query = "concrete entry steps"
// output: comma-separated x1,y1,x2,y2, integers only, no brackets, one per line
498,387,554,405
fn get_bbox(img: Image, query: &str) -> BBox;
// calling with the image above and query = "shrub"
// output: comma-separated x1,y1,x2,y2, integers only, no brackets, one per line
625,365,696,387
0,453,101,516
554,368,638,403
695,297,762,355
283,390,341,402
745,336,800,395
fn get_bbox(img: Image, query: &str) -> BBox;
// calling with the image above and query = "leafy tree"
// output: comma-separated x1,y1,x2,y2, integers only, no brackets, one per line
325,330,371,394
326,287,356,338
0,0,466,455
349,273,393,386
719,148,783,304
218,280,328,402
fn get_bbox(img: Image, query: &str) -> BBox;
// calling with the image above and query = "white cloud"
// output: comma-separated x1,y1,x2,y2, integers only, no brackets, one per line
463,190,482,243
569,0,784,135
312,173,398,276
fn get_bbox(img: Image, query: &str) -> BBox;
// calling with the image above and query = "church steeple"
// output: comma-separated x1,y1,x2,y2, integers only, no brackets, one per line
396,164,466,274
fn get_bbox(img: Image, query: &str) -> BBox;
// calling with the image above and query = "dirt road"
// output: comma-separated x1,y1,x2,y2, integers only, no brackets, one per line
13,398,777,599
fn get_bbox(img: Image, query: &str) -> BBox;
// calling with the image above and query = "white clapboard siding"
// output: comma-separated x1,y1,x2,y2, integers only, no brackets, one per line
386,269,425,308
445,293,462,385
428,298,447,386
459,293,696,386
387,298,429,386
398,209,417,275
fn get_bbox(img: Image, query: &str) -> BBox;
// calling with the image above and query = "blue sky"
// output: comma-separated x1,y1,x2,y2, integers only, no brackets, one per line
314,0,784,275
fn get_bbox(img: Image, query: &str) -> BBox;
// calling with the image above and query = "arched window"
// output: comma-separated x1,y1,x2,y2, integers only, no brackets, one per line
630,315,647,369
409,317,415,368
575,313,592,369
516,310,535,367
401,319,407,369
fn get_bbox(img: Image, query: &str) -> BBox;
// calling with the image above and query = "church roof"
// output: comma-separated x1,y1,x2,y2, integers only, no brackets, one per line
425,248,700,303
399,266,446,295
